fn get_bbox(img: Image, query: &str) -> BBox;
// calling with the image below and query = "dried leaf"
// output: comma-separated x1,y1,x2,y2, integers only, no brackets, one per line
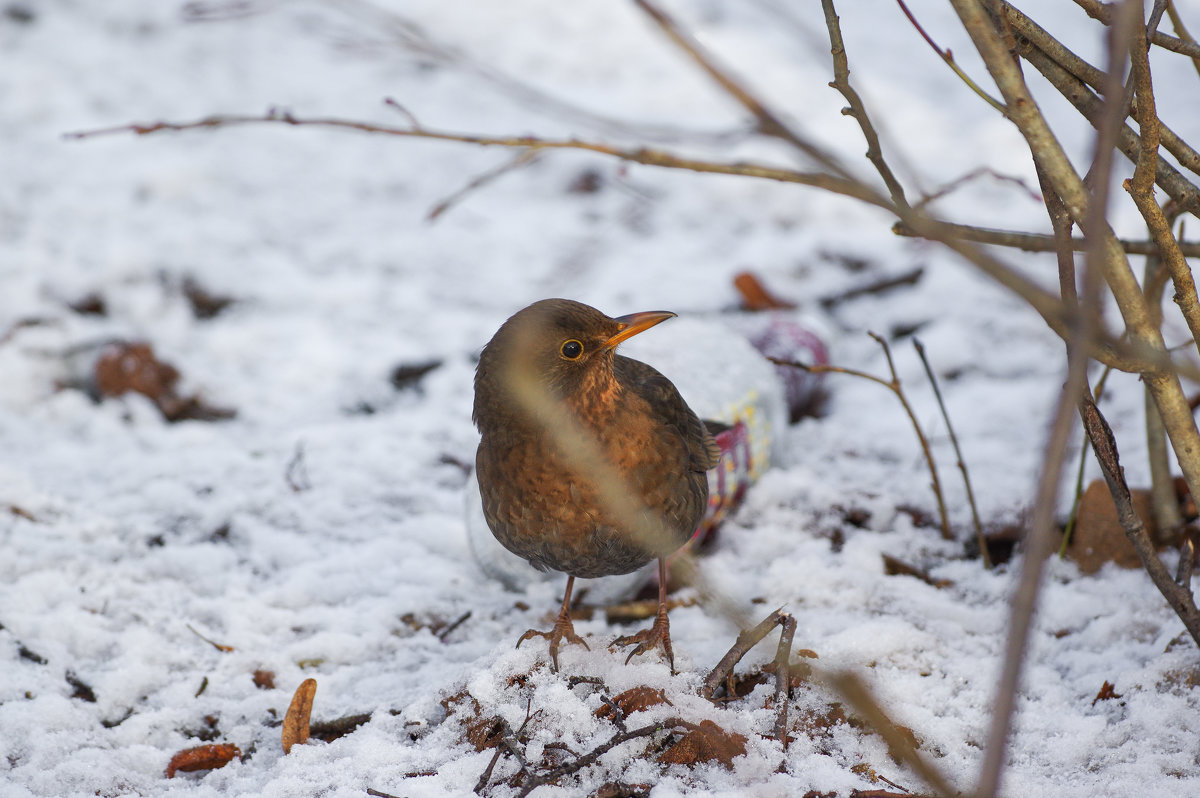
252,669,275,690
657,720,747,769
1069,480,1158,573
282,678,316,754
443,690,501,752
1091,680,1122,706
593,782,652,798
94,342,179,400
92,341,235,423
884,724,920,765
165,743,240,778
795,702,848,738
595,686,672,719
733,271,797,311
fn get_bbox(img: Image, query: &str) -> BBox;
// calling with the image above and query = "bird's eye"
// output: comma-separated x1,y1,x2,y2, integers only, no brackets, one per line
560,339,584,360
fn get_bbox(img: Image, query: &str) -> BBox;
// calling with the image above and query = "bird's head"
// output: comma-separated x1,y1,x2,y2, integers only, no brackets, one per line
473,298,675,429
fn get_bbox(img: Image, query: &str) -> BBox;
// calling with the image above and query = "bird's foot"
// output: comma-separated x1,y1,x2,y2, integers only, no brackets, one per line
516,612,589,671
613,610,675,673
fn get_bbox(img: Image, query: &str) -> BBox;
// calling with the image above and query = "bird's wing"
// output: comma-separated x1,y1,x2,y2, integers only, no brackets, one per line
614,356,720,473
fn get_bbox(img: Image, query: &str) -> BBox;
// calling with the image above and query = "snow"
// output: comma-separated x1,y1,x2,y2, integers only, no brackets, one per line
4,0,1200,796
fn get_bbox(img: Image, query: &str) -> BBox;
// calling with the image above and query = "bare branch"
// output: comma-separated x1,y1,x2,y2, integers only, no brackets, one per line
945,4,1122,796
893,220,1200,257
1126,9,1200,362
1166,0,1200,79
64,111,885,207
1072,0,1200,58
1080,395,1200,645
913,339,989,566
823,0,910,207
894,0,1007,112
1002,2,1200,196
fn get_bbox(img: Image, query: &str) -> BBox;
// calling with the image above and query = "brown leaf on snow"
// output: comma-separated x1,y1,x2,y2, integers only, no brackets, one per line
442,690,502,752
282,678,316,754
1092,680,1122,706
165,743,241,778
92,341,235,422
94,341,181,401
657,720,747,769
252,669,275,690
1068,480,1158,573
795,701,849,738
594,782,652,798
595,686,672,719
733,271,797,311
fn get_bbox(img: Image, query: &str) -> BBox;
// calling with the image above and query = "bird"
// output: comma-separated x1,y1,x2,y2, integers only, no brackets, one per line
473,298,720,671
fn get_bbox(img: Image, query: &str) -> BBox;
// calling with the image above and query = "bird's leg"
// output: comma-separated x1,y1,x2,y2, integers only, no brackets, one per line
516,575,589,671
613,558,675,673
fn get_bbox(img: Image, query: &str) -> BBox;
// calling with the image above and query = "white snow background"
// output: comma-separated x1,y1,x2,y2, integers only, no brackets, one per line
3,1,1200,796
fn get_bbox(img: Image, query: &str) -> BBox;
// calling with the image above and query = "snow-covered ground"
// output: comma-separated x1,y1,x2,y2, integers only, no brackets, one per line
3,1,1200,796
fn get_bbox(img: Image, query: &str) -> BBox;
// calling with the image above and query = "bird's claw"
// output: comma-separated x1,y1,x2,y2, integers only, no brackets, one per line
516,614,589,671
613,613,675,673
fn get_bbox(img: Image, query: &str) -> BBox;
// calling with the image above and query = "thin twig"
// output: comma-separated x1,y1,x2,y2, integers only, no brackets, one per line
871,334,951,540
702,608,789,700
438,611,472,643
913,339,988,566
1001,7,1200,215
894,0,1007,113
818,267,924,310
772,614,797,747
700,608,797,749
823,0,911,207
427,150,541,221
186,624,234,652
514,719,691,797
65,110,885,208
1166,0,1200,79
768,330,952,542
913,167,1041,210
1071,0,1200,58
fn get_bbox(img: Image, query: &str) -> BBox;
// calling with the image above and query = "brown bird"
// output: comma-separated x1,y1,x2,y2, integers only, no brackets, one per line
473,298,720,671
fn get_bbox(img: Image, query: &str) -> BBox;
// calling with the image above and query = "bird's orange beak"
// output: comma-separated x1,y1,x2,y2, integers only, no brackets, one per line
602,310,677,350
